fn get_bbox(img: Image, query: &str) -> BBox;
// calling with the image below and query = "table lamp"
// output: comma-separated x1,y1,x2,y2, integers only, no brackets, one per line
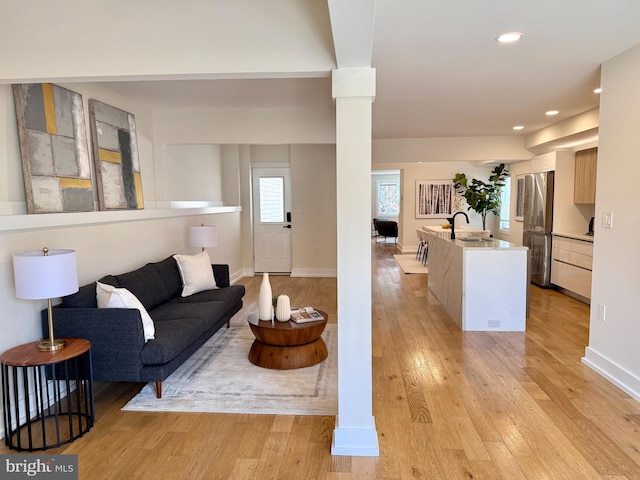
189,224,218,252
13,247,79,351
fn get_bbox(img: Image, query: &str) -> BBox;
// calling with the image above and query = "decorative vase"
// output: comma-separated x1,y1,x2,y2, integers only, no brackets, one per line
258,272,273,321
275,295,291,322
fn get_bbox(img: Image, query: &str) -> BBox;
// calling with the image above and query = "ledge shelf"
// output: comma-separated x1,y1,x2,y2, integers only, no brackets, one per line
0,203,241,233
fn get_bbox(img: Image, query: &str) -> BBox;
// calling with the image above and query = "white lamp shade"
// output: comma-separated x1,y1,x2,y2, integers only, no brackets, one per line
13,249,79,300
189,225,218,248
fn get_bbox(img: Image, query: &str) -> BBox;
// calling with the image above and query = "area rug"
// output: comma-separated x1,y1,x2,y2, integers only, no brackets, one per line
122,323,337,415
393,254,428,274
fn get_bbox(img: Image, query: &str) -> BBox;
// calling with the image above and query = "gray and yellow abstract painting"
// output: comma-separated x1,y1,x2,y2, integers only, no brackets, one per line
89,99,144,211
13,83,95,213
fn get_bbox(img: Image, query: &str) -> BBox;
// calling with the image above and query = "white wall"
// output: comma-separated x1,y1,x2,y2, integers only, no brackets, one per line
290,144,337,276
553,151,595,234
161,144,223,203
237,144,337,276
0,0,335,81
372,136,531,164
153,107,336,145
221,145,241,206
583,43,640,400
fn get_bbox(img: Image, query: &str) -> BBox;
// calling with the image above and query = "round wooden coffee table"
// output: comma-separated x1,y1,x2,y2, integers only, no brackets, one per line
247,311,328,369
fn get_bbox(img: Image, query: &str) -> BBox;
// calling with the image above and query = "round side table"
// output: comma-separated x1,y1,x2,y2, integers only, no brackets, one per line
1,338,94,451
247,311,328,369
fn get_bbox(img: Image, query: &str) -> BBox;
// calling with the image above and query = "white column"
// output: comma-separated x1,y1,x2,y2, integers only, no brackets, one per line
331,67,379,457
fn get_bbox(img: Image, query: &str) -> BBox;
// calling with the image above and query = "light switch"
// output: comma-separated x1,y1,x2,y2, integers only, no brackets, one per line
602,211,613,229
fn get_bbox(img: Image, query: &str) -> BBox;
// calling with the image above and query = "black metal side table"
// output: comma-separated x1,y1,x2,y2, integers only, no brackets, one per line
1,338,94,451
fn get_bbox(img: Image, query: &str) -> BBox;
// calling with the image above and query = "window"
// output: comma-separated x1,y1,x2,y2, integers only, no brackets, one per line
499,177,511,231
259,177,285,223
377,181,400,216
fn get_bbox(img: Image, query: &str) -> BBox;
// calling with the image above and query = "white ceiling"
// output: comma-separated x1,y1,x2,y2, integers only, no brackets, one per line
98,0,640,141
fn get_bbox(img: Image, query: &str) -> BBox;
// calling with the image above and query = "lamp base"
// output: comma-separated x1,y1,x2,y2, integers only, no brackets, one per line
38,339,66,351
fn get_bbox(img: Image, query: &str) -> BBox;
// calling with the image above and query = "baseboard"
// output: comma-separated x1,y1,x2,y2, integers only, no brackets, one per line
241,267,255,279
582,347,640,402
290,268,337,278
238,268,337,279
554,285,590,305
399,245,419,254
230,269,246,285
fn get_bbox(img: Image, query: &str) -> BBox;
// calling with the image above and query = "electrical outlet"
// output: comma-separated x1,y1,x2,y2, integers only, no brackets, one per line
598,304,606,321
602,211,613,229
488,319,500,328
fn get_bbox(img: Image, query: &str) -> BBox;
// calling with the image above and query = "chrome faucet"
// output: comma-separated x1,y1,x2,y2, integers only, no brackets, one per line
450,211,469,240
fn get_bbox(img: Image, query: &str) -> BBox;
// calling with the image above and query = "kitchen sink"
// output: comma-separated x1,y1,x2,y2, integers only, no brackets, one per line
457,237,494,242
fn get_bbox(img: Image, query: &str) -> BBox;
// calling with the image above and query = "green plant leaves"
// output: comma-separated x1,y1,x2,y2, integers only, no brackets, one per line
452,164,509,230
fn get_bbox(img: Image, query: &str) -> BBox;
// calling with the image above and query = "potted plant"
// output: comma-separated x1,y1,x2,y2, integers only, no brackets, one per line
452,163,509,231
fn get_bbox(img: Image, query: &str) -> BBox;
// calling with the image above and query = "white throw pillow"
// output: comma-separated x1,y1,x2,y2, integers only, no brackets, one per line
96,281,155,341
173,251,218,297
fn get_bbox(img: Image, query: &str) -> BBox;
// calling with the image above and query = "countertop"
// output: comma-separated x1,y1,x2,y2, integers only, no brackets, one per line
425,230,527,250
552,231,594,242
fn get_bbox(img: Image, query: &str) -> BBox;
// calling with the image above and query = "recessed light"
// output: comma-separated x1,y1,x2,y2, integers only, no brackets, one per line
496,32,523,44
513,125,524,131
594,87,602,94
545,110,559,116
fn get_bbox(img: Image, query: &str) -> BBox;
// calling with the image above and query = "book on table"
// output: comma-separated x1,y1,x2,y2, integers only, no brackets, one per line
291,307,324,323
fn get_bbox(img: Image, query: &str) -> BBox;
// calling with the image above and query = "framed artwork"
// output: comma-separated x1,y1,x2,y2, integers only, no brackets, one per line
13,83,95,213
416,180,454,218
88,99,144,211
515,175,525,221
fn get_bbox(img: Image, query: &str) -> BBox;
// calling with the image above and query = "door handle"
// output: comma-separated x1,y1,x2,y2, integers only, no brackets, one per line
283,225,292,229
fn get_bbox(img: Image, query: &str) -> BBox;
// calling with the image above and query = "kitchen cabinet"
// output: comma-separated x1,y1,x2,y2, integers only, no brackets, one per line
551,234,593,301
574,147,597,204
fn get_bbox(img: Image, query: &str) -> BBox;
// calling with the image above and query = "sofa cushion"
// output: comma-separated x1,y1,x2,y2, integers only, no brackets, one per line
62,282,98,308
168,284,245,309
115,264,170,311
173,251,218,296
61,274,119,308
150,301,229,330
140,318,205,365
150,256,183,299
96,282,155,341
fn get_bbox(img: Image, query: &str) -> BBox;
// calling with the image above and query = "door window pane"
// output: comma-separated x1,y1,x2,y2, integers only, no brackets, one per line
377,182,400,216
260,177,284,223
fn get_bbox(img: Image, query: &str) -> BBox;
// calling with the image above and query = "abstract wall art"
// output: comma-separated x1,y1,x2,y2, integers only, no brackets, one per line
13,83,95,213
415,180,454,218
88,99,144,211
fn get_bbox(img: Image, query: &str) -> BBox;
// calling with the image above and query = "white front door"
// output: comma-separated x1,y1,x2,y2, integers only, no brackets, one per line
252,167,292,273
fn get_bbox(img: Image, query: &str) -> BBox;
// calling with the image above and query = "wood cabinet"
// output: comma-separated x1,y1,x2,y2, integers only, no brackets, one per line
551,235,593,301
574,147,597,204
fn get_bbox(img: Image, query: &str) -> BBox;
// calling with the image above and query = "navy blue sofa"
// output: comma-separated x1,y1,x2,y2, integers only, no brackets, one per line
43,256,245,398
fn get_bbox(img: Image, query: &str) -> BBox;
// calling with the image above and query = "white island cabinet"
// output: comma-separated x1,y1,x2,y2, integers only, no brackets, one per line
426,233,529,331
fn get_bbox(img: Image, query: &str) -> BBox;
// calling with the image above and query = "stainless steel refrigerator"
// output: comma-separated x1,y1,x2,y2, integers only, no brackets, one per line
522,171,554,287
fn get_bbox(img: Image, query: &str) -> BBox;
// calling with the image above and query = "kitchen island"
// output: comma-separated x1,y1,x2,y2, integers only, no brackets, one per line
426,231,528,331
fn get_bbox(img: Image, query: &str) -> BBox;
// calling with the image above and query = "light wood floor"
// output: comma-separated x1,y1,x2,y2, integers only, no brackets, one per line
3,242,640,479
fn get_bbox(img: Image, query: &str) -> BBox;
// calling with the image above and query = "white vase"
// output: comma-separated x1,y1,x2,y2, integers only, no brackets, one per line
275,295,291,322
258,272,273,321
